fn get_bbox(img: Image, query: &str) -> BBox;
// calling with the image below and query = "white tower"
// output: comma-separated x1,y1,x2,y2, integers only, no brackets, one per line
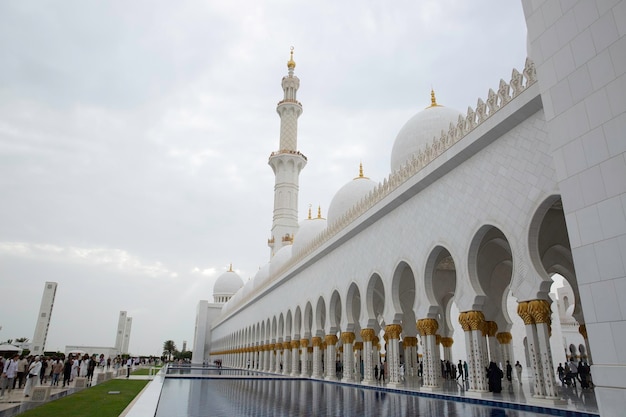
267,47,307,257
121,317,132,354
114,311,127,353
31,281,57,355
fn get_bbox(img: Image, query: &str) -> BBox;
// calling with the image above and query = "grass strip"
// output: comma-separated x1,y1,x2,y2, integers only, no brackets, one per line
19,379,149,417
130,367,160,376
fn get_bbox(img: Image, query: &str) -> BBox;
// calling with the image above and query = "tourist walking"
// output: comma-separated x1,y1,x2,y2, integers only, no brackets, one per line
487,361,503,393
515,361,523,384
126,357,132,378
505,360,512,385
457,360,463,381
23,356,42,397
1,354,19,398
463,361,468,381
51,358,63,386
16,356,28,389
62,357,72,387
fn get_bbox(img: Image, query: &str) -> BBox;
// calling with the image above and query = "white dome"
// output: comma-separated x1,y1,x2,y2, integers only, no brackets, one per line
270,245,293,277
213,268,244,297
292,212,327,255
241,278,254,298
390,102,462,173
327,174,377,226
253,262,271,290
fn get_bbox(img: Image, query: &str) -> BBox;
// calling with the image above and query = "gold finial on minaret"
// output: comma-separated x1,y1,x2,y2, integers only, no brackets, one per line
287,46,296,70
308,204,312,219
317,205,322,219
228,263,233,272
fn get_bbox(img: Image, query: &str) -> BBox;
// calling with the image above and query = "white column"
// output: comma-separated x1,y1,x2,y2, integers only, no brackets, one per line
282,341,291,375
290,341,299,377
459,311,489,393
341,332,355,382
361,329,376,385
312,337,323,379
325,335,338,381
385,325,403,387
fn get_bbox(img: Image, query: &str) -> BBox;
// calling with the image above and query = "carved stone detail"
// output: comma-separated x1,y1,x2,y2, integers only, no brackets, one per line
341,332,355,344
360,328,375,342
417,318,438,336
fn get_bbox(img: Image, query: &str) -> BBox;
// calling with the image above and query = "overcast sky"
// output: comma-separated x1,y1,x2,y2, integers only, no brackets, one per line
0,1,529,356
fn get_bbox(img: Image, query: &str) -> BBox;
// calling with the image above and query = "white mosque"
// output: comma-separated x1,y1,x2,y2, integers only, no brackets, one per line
192,2,626,415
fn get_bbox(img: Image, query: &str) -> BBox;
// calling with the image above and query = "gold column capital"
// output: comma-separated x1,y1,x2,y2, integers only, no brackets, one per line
268,344,275,350
354,342,363,351
360,328,376,342
385,324,403,339
290,340,299,349
300,338,309,348
325,334,338,345
417,318,438,336
496,332,512,344
403,336,418,347
517,301,534,325
485,321,498,337
373,336,379,345
311,337,322,347
440,337,454,348
579,324,588,339
282,341,291,350
341,332,356,344
528,299,552,324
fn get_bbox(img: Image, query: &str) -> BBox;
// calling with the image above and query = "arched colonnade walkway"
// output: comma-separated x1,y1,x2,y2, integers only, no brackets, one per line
210,196,591,401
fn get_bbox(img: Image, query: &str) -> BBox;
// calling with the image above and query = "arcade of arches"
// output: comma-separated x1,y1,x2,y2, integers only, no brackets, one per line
210,197,591,399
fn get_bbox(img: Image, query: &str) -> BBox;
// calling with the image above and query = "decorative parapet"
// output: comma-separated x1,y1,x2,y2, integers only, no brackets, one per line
224,59,537,318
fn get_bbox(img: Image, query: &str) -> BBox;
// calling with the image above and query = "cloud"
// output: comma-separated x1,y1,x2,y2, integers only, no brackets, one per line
0,242,176,278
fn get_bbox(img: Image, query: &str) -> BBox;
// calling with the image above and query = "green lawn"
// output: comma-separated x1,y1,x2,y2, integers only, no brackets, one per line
19,379,148,417
130,367,159,376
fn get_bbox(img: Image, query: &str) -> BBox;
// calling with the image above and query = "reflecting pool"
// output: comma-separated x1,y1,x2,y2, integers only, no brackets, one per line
154,377,588,417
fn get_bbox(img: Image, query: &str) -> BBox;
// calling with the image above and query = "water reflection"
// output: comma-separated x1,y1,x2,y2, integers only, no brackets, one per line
155,378,560,417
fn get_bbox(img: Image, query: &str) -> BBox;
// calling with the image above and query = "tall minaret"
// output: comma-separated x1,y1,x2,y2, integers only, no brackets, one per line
268,47,307,257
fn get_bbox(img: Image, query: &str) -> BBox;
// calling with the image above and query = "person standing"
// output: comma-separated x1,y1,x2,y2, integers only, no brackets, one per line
51,358,63,386
463,361,469,381
126,357,132,378
62,357,72,387
457,360,463,381
506,360,513,385
24,356,42,397
515,361,523,384
16,356,28,389
1,354,19,398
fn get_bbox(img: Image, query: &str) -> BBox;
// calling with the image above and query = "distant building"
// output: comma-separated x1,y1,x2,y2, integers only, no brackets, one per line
31,281,57,355
114,311,133,355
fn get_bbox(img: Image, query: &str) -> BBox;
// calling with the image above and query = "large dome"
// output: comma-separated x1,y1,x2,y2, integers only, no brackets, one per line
213,266,244,300
390,94,462,173
292,207,327,255
327,165,377,226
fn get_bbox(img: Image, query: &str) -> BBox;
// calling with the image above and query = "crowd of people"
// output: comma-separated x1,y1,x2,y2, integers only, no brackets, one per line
0,353,155,399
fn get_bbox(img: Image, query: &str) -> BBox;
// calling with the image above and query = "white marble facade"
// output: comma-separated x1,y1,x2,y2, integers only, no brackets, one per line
194,2,626,415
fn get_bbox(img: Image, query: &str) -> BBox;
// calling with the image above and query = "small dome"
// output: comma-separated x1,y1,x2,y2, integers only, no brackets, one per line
292,207,327,255
270,245,293,277
327,165,377,226
253,262,271,290
390,93,462,172
213,266,244,302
